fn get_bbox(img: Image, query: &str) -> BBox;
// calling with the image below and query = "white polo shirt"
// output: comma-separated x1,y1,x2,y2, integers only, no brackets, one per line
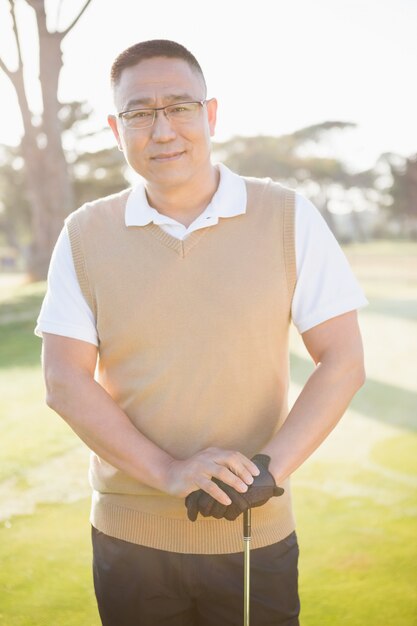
35,163,367,345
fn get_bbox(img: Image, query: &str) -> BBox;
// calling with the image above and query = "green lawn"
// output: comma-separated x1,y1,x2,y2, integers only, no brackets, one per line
0,240,416,626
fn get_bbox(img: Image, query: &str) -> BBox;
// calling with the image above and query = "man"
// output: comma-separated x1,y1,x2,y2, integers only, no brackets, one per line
36,39,367,626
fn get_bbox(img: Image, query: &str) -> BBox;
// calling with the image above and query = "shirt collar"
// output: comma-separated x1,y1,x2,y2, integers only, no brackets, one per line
124,163,247,227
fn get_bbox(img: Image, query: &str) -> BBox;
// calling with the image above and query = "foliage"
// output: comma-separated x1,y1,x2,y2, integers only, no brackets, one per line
213,122,361,180
213,127,350,184
72,146,128,207
376,152,417,237
213,123,381,242
0,146,30,250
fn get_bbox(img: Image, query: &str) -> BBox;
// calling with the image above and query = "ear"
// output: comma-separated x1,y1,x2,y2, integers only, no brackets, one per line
206,98,217,137
108,114,124,151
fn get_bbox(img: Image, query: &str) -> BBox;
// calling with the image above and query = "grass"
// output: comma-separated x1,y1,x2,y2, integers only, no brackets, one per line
0,500,98,626
0,335,80,483
0,240,416,625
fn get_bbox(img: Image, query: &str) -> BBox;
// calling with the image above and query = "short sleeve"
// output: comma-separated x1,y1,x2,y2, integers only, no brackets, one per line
34,227,99,346
292,194,368,334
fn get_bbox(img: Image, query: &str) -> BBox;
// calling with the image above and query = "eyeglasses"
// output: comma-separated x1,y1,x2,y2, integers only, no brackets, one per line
116,100,209,130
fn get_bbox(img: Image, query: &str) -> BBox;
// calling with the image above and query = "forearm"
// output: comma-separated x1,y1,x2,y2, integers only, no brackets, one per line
262,358,365,484
46,371,174,492
46,369,258,503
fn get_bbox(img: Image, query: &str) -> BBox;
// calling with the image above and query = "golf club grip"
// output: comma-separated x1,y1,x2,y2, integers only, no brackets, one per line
243,508,251,539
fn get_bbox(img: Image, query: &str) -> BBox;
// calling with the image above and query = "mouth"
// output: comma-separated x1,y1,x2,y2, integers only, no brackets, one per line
151,151,185,163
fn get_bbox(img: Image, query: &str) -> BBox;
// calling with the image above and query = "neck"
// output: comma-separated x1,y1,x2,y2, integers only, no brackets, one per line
145,164,220,228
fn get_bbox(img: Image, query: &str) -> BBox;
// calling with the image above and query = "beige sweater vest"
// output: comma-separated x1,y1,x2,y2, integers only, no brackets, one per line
66,176,297,554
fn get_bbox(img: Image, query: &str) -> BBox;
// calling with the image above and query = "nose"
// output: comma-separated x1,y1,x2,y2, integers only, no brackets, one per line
151,109,177,142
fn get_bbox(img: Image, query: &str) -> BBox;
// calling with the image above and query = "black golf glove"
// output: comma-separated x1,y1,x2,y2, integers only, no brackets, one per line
185,454,284,522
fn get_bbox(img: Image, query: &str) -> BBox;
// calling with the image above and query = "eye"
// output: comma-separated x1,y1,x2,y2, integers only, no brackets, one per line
125,109,153,120
163,102,201,124
169,105,189,113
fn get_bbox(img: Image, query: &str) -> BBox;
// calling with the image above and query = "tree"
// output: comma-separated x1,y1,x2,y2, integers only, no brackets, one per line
378,152,417,238
0,100,128,260
0,145,30,260
213,122,377,241
58,100,128,207
405,156,417,234
0,0,93,279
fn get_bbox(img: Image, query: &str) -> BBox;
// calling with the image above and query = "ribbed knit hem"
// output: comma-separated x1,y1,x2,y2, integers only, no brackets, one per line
90,490,296,554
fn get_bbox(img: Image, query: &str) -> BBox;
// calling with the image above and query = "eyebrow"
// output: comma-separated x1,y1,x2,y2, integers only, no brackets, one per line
124,93,198,110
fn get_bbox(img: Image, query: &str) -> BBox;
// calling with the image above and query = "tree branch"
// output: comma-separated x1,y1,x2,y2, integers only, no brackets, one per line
61,0,93,39
0,2,20,85
0,2,37,137
0,56,13,80
8,0,24,69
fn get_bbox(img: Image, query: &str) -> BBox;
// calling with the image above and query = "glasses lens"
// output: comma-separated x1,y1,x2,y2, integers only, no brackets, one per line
122,109,154,129
165,102,201,123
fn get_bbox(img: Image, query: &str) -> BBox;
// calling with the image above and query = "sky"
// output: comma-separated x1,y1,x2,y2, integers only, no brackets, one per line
0,0,416,172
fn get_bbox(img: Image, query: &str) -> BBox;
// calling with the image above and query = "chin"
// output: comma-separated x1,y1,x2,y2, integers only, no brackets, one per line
148,165,196,187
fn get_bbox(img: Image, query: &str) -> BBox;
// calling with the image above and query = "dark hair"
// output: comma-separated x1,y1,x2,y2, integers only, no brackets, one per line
110,39,207,92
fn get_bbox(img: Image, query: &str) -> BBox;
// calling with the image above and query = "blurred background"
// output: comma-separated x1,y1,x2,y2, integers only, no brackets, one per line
0,1,416,625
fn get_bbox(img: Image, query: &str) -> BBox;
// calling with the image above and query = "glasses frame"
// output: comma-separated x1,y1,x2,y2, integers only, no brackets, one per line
116,100,209,129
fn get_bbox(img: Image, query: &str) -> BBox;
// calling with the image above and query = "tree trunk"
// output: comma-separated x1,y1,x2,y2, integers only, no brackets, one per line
25,2,74,280
0,0,92,280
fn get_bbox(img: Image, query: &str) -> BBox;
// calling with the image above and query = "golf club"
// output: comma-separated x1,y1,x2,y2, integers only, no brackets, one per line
243,508,251,626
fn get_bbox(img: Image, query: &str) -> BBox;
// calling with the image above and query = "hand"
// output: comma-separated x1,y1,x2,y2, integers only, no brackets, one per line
185,454,284,521
163,447,260,506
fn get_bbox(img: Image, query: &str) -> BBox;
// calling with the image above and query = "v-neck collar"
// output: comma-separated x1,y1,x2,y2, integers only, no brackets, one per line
143,223,211,258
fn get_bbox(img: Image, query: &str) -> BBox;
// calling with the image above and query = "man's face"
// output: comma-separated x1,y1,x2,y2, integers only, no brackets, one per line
108,57,217,190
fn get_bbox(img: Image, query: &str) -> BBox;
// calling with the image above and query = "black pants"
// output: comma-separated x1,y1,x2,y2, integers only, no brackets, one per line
92,526,300,626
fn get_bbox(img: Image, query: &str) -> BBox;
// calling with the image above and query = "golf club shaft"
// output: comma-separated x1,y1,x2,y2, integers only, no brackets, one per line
243,508,251,626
